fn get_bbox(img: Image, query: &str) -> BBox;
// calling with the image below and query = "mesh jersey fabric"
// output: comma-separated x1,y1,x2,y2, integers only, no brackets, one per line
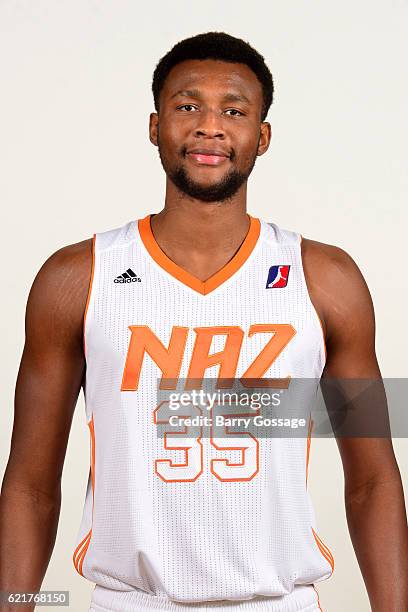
73,214,334,612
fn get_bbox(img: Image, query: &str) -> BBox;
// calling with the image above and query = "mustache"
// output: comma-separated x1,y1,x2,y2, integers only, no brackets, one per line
181,145,236,162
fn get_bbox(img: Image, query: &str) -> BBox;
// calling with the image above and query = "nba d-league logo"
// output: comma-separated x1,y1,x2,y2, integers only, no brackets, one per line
266,265,290,288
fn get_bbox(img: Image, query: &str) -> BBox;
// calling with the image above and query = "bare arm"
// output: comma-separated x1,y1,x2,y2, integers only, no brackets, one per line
303,238,408,612
0,238,92,611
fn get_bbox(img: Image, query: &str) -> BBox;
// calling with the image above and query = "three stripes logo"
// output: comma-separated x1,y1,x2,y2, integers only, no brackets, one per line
114,268,141,283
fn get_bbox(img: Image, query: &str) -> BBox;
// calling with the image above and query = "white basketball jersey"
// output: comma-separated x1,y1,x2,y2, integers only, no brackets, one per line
73,214,334,612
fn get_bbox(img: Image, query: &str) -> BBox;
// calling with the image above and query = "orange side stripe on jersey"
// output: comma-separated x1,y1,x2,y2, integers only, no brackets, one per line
72,413,96,576
72,530,91,571
306,418,335,576
312,527,335,572
83,234,96,357
313,534,333,568
313,528,335,568
313,528,334,564
305,415,313,486
313,530,333,558
89,414,95,510
138,214,261,295
78,528,93,575
73,531,91,573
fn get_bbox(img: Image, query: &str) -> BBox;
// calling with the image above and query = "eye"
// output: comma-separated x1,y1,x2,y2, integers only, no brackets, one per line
224,109,244,116
177,104,198,112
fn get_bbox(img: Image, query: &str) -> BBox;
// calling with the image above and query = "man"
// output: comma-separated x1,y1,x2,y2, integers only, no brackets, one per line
0,31,407,612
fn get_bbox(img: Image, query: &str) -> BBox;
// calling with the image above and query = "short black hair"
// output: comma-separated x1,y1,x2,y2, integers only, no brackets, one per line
152,31,274,122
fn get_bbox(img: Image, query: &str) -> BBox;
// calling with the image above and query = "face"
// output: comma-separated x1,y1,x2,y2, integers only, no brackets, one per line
149,59,271,202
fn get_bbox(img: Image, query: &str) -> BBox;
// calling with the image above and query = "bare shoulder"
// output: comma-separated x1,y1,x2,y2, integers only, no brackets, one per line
300,237,375,345
301,236,362,278
25,237,93,349
33,236,93,285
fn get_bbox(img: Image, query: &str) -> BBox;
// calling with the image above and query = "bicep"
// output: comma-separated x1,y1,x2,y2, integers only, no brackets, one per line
2,241,91,498
314,245,400,493
322,249,380,379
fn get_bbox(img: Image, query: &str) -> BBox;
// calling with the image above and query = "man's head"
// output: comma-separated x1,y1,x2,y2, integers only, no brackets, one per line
149,32,274,203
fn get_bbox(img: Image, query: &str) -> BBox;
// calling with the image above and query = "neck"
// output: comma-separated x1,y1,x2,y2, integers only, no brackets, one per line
150,179,250,254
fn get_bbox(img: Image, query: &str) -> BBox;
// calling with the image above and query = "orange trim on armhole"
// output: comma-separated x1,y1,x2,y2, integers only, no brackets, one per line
299,235,327,363
83,234,96,357
305,414,335,577
72,413,95,576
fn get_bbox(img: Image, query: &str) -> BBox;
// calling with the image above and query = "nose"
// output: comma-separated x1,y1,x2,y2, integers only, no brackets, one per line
193,108,225,139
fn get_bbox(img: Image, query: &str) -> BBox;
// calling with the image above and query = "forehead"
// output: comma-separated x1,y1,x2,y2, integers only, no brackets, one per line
160,59,263,103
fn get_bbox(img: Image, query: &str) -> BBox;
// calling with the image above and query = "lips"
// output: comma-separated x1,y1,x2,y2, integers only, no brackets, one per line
186,148,230,166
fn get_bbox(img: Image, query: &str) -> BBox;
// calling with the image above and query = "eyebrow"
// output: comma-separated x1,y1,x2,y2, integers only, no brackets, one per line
170,89,252,105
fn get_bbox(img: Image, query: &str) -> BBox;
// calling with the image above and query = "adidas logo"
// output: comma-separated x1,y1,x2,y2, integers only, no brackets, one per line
114,268,141,283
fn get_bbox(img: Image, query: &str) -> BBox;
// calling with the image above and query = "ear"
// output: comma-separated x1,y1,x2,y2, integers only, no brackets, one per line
149,112,159,146
257,122,272,156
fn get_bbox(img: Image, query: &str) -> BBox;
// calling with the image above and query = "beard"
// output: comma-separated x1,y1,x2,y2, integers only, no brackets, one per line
157,137,259,203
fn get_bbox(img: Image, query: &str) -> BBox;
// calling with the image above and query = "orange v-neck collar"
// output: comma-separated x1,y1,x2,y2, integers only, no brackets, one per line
137,213,261,296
